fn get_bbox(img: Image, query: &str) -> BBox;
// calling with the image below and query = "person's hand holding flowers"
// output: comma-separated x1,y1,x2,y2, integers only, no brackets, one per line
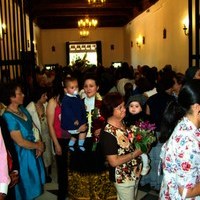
129,120,156,153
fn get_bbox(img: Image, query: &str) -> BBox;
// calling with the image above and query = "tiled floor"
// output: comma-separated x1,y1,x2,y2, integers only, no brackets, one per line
36,158,159,200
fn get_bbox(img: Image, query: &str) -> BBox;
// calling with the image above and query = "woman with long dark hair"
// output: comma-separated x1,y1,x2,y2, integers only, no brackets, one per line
159,79,200,199
46,81,70,200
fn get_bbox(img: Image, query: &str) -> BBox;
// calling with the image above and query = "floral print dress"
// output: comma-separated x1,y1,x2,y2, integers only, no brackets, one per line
102,123,139,184
159,117,200,200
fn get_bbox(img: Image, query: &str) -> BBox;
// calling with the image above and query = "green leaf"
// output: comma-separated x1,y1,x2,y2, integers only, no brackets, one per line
143,137,149,144
135,143,140,150
140,143,148,153
92,143,97,152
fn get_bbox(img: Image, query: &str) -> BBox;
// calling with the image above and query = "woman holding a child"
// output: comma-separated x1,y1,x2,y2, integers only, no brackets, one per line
100,92,143,200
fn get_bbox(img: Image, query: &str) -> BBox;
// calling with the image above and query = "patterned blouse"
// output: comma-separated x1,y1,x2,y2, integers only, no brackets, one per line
159,117,200,200
101,123,138,184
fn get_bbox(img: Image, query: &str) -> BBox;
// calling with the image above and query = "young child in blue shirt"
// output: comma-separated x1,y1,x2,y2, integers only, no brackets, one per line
61,77,87,151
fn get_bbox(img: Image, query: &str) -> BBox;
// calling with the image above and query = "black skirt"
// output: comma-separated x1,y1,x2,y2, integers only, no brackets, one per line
69,137,106,173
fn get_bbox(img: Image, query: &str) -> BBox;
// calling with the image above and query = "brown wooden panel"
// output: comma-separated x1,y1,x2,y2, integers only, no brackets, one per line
26,0,158,29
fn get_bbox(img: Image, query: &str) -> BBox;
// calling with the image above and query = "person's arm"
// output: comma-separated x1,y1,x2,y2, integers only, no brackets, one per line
176,134,200,198
179,183,200,198
0,128,10,198
101,130,142,167
8,171,19,188
146,104,150,115
46,98,62,155
0,117,20,174
106,149,142,167
10,130,44,152
0,193,6,200
94,128,101,137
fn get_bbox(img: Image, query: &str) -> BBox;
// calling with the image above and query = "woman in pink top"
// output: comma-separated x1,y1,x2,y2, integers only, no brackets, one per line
47,84,70,200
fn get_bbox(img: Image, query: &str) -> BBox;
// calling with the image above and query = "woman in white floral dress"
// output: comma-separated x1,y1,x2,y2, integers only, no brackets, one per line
159,79,200,200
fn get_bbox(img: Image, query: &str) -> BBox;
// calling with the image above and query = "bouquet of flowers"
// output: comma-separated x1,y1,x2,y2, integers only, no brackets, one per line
129,120,156,153
86,97,104,152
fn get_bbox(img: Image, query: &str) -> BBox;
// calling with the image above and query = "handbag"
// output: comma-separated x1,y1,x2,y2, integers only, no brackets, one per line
32,123,41,142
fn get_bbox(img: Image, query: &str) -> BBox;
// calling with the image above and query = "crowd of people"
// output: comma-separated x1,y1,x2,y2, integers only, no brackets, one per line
0,63,200,200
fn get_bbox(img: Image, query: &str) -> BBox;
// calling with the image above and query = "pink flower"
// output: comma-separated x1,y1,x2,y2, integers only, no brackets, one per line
181,162,191,171
185,183,193,188
135,120,156,131
175,137,181,142
178,153,184,158
128,132,134,143
166,156,170,161
130,120,156,153
196,132,200,136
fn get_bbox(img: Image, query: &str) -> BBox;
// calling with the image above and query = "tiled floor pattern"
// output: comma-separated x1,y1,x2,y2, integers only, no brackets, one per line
36,159,159,200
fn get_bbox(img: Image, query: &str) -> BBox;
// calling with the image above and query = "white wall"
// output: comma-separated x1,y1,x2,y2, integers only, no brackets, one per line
36,0,189,73
124,0,189,73
39,28,124,67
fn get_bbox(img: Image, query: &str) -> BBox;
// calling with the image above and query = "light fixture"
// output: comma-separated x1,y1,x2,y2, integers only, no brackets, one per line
78,17,98,29
79,29,90,37
88,0,106,7
78,16,98,37
136,35,145,48
182,17,189,36
0,22,6,40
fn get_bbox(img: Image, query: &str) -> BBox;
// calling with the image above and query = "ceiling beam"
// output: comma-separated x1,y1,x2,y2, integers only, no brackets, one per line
31,2,136,11
26,0,158,29
33,9,133,18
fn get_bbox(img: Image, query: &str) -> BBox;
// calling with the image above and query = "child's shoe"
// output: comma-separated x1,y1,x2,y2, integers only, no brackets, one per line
69,146,75,151
79,146,85,151
141,165,150,176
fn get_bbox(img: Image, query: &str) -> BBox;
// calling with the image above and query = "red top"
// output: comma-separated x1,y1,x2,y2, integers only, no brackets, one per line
53,104,62,138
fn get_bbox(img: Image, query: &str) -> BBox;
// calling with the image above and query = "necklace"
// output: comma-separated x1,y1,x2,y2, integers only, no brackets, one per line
107,120,125,130
7,107,24,118
35,103,45,119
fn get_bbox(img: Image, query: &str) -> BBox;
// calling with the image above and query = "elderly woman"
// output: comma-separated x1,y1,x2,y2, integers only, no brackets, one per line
2,82,45,200
100,92,142,200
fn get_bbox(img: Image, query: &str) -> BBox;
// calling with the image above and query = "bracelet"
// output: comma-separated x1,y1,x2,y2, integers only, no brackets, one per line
182,188,188,199
130,152,134,159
